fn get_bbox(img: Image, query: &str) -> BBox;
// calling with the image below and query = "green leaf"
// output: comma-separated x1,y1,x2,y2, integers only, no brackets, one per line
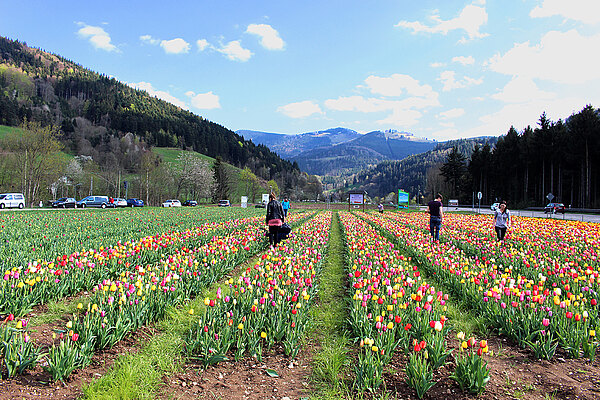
265,368,279,378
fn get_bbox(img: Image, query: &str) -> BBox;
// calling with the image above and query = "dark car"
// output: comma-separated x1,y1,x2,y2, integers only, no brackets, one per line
126,198,144,207
545,202,565,214
52,197,77,208
183,200,198,207
255,201,266,209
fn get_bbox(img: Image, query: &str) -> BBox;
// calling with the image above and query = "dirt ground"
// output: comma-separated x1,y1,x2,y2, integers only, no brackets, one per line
1,328,600,400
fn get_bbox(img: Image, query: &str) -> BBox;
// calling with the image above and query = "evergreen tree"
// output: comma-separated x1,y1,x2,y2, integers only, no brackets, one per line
212,156,231,202
440,146,467,198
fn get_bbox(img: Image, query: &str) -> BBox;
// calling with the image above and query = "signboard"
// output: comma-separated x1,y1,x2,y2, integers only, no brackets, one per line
262,193,270,205
547,192,554,201
398,190,409,208
241,196,248,208
349,193,364,205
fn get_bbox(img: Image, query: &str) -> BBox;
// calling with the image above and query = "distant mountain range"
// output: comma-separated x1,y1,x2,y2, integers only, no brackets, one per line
238,127,437,175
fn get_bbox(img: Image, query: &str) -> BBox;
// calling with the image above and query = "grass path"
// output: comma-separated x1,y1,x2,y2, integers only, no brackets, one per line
308,211,353,399
80,249,266,400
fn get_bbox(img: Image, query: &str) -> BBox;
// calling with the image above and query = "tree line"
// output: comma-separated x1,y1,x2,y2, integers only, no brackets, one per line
440,105,600,209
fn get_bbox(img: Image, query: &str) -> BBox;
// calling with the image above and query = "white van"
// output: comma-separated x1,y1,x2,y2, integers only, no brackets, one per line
0,193,26,209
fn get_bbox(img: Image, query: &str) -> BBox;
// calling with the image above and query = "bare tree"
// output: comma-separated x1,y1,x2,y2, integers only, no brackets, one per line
2,119,64,205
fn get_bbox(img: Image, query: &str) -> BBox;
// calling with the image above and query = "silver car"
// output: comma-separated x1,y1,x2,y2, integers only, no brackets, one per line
0,193,25,209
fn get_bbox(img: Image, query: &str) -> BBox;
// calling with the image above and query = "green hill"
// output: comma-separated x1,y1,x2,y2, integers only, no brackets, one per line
0,36,317,202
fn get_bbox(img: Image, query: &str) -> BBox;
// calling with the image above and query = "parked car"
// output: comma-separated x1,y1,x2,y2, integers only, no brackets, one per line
545,202,565,214
218,200,231,207
0,193,25,209
113,198,127,207
126,198,144,207
491,202,500,211
162,199,181,207
183,200,198,207
52,197,77,208
255,201,266,208
77,196,110,209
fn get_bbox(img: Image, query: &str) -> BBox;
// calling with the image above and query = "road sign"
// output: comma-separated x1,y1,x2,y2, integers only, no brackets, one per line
546,193,554,201
477,191,482,200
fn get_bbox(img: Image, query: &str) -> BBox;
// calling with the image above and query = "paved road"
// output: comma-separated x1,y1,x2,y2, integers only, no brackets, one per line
442,206,600,223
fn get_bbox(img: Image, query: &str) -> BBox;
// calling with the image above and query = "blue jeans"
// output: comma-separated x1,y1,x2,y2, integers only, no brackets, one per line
283,208,288,218
430,216,441,241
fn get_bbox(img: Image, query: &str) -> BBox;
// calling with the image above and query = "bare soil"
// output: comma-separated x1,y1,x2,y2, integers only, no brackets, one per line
158,344,313,400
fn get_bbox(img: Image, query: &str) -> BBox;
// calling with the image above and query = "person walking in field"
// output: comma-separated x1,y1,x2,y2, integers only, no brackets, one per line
266,193,285,246
427,193,443,242
281,198,290,218
493,201,511,242
378,203,384,213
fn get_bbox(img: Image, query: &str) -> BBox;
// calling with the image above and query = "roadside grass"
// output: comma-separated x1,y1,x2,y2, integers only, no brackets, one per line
308,212,353,398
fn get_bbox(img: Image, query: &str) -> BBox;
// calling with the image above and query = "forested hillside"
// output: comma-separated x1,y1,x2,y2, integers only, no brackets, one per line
0,36,316,204
352,137,496,200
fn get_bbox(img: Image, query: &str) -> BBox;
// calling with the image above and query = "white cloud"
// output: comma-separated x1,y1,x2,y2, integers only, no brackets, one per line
160,38,190,54
530,0,600,24
129,82,187,109
324,74,440,128
464,76,483,86
491,76,555,103
488,30,600,84
452,55,475,65
246,24,285,50
217,40,253,61
196,39,210,51
395,3,489,41
438,71,464,91
438,70,482,91
430,62,445,68
364,74,438,100
140,35,159,45
76,23,117,52
277,100,323,118
186,91,221,109
377,109,422,127
438,108,465,119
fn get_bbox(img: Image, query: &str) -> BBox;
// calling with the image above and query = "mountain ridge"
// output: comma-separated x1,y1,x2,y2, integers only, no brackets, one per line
238,127,437,175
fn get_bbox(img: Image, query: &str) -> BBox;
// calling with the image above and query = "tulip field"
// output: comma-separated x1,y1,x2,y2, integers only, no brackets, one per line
1,206,600,399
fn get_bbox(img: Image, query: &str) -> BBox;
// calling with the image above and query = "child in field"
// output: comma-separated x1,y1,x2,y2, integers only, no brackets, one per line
281,198,290,218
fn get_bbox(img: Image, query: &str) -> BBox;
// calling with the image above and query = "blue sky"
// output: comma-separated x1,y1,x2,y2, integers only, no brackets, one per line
2,0,600,140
